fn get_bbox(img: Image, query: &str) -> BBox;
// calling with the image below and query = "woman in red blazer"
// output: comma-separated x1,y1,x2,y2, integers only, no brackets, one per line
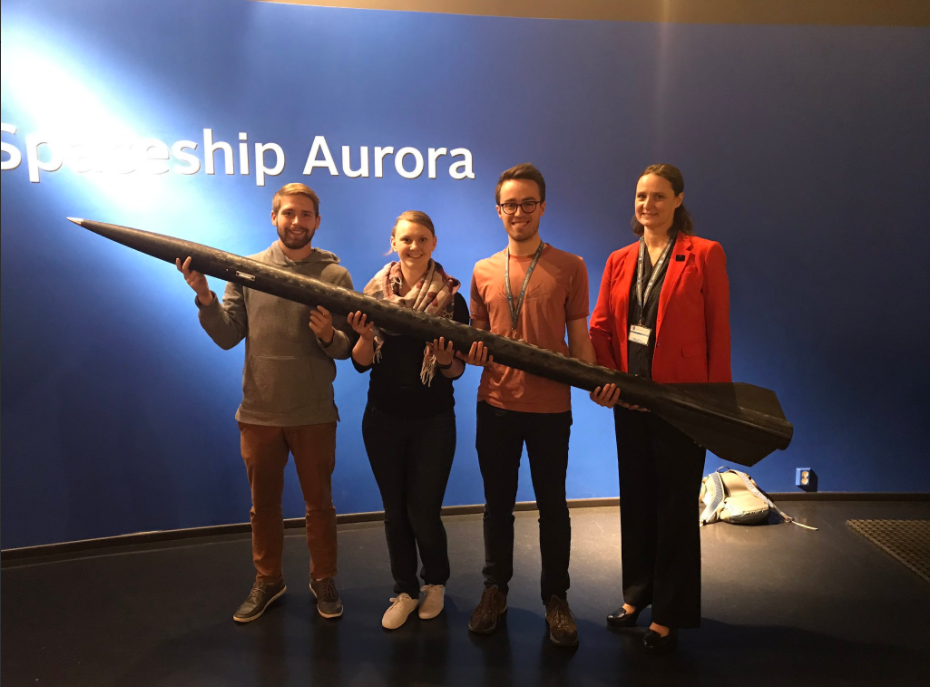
589,164,731,652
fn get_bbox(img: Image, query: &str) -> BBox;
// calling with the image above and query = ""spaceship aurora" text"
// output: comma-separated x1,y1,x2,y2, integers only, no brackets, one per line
0,125,476,186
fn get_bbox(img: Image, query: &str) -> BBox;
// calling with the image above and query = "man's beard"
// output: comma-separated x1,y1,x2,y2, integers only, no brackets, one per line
279,227,313,249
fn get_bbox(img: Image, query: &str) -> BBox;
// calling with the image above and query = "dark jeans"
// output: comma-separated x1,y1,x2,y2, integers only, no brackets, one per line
475,401,573,602
362,404,456,597
614,406,706,629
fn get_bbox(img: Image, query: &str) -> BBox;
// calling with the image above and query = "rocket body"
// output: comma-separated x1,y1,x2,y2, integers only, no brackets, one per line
69,218,793,466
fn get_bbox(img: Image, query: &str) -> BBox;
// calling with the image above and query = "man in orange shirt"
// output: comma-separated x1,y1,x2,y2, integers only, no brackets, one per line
461,163,597,647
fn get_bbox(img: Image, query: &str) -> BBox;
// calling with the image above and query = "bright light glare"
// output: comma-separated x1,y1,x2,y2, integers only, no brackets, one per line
2,28,168,211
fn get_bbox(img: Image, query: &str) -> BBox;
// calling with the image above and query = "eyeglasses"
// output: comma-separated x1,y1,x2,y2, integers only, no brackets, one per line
498,200,541,215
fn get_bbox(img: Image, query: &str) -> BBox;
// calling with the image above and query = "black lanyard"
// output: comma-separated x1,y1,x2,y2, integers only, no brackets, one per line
505,241,545,335
635,237,674,325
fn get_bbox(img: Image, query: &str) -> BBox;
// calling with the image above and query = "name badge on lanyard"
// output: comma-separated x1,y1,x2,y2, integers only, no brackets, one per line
505,241,545,338
628,324,651,346
628,237,674,347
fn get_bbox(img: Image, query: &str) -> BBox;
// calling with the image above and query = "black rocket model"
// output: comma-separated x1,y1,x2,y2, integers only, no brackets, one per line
69,218,793,466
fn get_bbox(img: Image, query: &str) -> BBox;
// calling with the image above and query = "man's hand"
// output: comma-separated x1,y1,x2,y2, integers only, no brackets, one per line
309,306,335,345
176,257,213,306
347,311,374,341
590,383,648,411
456,341,494,367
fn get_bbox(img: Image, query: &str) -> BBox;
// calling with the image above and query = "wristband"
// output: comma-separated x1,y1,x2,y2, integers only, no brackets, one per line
436,360,453,370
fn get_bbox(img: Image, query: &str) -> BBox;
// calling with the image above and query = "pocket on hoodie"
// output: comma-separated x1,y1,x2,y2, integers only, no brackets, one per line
242,355,320,414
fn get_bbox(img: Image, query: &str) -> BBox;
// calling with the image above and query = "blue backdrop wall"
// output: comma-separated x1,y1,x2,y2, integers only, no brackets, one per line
2,0,929,548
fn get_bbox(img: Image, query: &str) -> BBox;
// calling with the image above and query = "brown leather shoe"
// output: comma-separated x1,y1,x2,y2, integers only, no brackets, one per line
468,585,507,635
233,580,286,623
545,595,579,647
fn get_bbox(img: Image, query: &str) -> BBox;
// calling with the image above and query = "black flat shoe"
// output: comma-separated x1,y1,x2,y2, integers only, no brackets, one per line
606,606,642,628
642,628,678,652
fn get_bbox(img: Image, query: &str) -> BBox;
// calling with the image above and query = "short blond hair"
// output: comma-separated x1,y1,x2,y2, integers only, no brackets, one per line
272,183,320,215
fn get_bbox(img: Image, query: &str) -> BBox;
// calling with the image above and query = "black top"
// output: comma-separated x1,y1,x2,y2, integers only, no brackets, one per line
627,238,675,379
353,293,469,416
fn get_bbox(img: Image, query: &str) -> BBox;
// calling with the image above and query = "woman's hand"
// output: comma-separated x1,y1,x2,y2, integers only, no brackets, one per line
619,400,649,412
590,383,621,408
457,341,494,367
347,311,374,340
590,383,648,411
432,337,454,366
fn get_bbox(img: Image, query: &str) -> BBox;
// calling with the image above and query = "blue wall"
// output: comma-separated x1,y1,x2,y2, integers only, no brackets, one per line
2,0,928,548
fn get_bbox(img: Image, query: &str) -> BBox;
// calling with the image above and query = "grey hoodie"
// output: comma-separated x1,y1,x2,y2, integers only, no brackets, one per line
197,241,355,427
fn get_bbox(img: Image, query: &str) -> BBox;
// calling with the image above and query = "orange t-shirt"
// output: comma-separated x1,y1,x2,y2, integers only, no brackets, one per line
470,244,589,413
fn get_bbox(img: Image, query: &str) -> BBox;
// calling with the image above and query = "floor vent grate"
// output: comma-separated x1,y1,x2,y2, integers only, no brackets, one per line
847,519,930,583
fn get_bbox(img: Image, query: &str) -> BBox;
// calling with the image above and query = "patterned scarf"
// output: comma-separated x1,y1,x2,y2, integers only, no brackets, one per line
362,259,460,385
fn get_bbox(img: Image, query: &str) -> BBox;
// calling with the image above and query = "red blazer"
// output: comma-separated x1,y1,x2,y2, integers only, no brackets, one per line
589,234,731,384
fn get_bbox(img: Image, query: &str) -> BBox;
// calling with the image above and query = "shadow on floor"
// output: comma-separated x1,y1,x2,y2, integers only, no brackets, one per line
104,604,924,687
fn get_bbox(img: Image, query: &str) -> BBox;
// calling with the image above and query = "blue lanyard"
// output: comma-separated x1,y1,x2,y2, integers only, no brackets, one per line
504,241,545,335
635,237,675,325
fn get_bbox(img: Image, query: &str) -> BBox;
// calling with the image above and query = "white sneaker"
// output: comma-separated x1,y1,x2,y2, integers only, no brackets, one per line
381,593,419,630
418,584,446,620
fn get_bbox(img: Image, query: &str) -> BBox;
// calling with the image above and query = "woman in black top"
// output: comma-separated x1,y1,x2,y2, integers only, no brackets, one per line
348,210,468,630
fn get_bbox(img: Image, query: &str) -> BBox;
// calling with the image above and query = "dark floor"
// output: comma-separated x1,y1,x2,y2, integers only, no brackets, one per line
3,501,930,687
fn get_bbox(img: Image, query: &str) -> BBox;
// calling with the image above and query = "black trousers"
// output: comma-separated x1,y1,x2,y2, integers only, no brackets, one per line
362,405,456,597
614,406,706,629
475,401,573,601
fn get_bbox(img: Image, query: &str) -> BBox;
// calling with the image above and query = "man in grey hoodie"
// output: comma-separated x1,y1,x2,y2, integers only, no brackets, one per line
177,183,354,623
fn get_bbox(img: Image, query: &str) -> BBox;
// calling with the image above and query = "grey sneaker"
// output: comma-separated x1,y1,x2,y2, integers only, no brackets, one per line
233,580,286,623
310,577,344,618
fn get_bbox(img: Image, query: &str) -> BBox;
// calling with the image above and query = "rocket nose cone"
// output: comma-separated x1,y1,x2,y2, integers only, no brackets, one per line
67,217,85,225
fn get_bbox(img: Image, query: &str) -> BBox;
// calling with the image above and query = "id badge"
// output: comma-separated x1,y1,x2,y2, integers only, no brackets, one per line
628,325,651,346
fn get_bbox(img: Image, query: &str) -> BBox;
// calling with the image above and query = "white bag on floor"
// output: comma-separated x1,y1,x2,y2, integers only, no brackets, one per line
699,467,816,530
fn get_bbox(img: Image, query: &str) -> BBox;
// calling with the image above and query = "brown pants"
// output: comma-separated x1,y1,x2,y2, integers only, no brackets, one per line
238,421,338,583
